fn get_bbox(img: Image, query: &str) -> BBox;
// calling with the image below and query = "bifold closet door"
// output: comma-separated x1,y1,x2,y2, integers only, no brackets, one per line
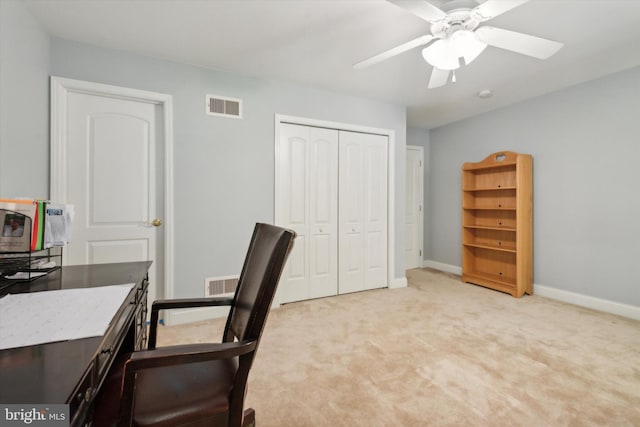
277,123,339,303
338,130,388,294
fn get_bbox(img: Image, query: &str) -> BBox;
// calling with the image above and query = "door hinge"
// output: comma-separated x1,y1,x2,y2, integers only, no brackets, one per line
419,250,422,256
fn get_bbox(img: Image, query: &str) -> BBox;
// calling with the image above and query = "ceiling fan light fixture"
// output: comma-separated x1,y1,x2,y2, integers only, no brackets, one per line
422,39,460,71
451,30,487,65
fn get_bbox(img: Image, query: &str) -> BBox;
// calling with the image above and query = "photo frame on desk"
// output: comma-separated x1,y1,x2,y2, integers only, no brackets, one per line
0,207,34,252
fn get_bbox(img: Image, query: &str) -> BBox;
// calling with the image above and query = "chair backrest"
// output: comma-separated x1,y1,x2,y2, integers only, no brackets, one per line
220,223,294,426
223,223,295,346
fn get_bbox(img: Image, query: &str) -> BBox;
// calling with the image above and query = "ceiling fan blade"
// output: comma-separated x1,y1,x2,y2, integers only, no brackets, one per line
353,34,435,69
388,0,447,23
428,68,450,89
475,26,563,59
472,0,529,21
462,40,487,65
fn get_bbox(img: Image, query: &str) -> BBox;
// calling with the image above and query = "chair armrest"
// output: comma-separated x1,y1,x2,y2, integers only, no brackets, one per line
152,296,234,311
119,340,256,426
128,340,256,370
148,296,234,349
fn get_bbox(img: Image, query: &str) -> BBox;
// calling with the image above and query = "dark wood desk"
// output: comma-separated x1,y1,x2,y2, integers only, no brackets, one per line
0,261,151,427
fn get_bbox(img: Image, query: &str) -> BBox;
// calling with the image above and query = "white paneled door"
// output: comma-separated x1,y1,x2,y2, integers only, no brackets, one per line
277,123,338,303
405,146,424,269
276,123,388,303
60,90,164,305
338,130,388,294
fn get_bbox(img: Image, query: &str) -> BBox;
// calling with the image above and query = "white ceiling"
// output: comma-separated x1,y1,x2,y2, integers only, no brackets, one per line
25,0,640,129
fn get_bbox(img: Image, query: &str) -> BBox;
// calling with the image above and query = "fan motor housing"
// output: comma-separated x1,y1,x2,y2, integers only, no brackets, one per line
431,2,480,39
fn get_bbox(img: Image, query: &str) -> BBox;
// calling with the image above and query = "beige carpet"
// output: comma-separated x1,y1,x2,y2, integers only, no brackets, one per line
156,268,640,426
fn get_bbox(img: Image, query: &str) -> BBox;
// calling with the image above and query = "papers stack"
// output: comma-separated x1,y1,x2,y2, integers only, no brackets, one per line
0,199,74,252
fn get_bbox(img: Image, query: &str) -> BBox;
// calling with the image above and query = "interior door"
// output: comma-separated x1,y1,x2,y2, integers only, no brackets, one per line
62,91,164,305
405,146,424,269
276,123,338,303
338,130,388,294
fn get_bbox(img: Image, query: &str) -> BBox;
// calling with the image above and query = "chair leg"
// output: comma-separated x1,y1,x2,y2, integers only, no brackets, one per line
242,408,256,427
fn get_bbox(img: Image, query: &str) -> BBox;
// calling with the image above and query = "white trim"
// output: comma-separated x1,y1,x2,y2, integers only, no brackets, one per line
168,280,640,325
276,114,394,137
274,114,400,294
423,259,462,276
389,277,408,289
423,260,640,321
162,98,176,325
534,284,640,321
50,76,176,324
169,301,285,325
166,306,232,325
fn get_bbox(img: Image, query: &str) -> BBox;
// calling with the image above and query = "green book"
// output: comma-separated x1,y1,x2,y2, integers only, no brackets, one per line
36,200,46,250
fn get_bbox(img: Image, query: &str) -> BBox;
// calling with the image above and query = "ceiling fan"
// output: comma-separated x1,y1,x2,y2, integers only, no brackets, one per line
354,0,563,88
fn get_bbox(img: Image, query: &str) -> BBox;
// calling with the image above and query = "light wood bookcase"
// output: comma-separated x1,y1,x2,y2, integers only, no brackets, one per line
461,151,532,297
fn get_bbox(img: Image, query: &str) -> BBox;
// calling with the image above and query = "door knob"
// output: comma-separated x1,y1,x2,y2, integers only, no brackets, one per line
151,218,163,227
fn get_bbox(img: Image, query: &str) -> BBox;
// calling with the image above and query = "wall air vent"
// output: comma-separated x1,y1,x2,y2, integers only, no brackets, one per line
205,275,239,297
206,94,242,119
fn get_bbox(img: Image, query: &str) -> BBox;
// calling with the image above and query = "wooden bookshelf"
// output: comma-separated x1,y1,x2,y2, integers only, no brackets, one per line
461,151,532,297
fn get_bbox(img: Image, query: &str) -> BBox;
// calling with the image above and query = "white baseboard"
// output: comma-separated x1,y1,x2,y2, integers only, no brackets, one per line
389,276,408,289
162,306,230,326
423,260,640,321
165,269,640,325
162,299,283,326
534,285,640,321
163,278,409,326
423,260,462,276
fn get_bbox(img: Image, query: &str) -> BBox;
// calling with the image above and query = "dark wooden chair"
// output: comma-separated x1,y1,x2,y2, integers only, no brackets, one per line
94,223,296,427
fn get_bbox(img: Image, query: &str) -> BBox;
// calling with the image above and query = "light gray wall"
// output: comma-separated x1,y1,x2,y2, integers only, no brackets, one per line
406,127,430,263
49,38,407,298
0,0,50,198
428,65,640,307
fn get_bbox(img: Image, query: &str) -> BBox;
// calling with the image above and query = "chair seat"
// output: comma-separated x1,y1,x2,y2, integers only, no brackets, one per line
94,351,238,427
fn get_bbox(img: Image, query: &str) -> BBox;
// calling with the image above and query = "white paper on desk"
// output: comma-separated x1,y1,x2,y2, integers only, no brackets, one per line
0,283,135,350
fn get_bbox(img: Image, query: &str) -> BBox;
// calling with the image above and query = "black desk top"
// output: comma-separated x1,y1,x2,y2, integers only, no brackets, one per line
0,261,152,296
0,261,152,404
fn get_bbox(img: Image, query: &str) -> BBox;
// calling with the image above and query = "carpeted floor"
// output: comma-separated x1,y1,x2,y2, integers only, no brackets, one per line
156,268,640,426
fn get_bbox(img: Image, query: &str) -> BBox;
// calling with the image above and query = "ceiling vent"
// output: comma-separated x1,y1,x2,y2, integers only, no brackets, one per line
204,275,239,297
206,94,242,119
